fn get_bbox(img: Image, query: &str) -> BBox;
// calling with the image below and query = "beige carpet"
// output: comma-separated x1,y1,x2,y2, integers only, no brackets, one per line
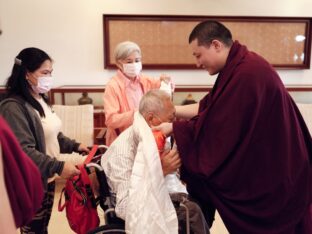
48,180,228,234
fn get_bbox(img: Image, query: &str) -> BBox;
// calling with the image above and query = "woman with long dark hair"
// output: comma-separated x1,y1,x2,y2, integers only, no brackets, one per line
0,47,89,233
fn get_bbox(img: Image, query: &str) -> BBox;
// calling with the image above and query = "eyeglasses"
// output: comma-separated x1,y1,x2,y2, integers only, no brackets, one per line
153,114,163,123
153,113,175,123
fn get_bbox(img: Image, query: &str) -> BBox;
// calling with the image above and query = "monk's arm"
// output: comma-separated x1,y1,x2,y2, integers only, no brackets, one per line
175,103,199,119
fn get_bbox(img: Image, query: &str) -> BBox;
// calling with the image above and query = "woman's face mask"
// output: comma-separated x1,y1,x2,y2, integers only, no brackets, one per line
118,51,142,79
31,76,53,94
26,59,54,94
122,61,142,78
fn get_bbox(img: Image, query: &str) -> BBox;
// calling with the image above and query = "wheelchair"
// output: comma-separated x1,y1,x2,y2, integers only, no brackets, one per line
85,146,192,234
84,146,126,234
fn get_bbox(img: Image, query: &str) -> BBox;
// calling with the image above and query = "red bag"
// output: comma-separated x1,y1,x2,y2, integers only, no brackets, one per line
58,145,100,234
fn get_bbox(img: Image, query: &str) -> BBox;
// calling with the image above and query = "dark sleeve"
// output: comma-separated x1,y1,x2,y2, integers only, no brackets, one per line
57,132,80,153
173,118,197,160
175,71,266,179
173,92,210,153
0,101,64,180
0,116,44,227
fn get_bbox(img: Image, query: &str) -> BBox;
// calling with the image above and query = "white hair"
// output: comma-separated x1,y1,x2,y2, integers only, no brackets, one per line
139,90,171,115
114,41,141,62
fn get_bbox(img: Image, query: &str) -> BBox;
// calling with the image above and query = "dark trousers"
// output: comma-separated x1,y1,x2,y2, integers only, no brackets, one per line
20,182,55,234
170,193,210,234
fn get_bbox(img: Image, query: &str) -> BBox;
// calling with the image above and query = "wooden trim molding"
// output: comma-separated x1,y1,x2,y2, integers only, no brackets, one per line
2,85,312,105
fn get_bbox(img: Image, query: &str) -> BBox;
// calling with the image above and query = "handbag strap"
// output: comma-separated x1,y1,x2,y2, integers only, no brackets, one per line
83,145,99,165
79,161,98,208
58,145,99,213
58,187,67,211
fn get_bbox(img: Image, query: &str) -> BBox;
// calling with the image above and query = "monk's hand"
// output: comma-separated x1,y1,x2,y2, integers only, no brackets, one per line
160,148,181,176
152,122,173,137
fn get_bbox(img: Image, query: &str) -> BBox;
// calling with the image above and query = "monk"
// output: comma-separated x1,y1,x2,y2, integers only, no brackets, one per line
155,20,312,233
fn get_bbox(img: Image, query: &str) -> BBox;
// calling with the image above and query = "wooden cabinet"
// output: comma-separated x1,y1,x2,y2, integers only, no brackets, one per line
3,84,312,144
49,86,105,106
35,85,312,143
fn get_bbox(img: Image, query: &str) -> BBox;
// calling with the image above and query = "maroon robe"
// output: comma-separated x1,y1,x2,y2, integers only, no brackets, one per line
174,41,312,233
0,117,44,227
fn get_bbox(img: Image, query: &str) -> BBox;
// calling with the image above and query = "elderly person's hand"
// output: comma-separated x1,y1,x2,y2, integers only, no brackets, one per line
152,122,173,137
160,148,181,176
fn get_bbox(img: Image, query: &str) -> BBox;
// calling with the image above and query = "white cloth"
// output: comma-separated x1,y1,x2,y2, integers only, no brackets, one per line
159,80,173,97
163,138,187,194
164,173,187,194
126,112,178,234
101,112,178,234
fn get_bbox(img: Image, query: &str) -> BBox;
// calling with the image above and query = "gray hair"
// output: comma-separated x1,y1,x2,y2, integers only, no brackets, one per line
114,41,141,62
139,90,171,116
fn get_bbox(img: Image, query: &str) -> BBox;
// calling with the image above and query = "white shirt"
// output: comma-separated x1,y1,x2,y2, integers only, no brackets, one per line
36,97,62,182
101,125,187,220
36,97,62,159
101,126,138,220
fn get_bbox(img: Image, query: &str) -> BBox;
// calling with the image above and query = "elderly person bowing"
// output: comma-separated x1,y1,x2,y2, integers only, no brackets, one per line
103,41,172,146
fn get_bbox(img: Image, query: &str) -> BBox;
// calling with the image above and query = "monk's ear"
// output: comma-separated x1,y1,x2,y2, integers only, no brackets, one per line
211,40,223,51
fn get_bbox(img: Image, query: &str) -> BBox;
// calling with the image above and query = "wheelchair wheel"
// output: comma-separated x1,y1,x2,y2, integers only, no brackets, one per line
87,223,126,234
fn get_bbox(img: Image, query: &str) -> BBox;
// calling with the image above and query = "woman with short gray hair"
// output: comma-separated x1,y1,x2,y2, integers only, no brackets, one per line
114,41,141,64
103,41,172,146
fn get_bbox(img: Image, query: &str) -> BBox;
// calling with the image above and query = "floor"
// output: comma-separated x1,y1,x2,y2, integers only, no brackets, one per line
47,180,228,234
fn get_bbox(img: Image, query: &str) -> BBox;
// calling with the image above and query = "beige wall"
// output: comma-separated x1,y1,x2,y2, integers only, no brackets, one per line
0,0,312,87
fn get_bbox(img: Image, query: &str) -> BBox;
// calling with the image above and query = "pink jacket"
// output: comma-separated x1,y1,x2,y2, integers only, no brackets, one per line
103,70,160,145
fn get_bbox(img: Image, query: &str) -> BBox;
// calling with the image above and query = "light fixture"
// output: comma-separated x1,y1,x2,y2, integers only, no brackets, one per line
295,35,306,42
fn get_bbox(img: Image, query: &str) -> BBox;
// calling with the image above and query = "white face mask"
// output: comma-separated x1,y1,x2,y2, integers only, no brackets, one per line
31,76,53,94
122,62,142,78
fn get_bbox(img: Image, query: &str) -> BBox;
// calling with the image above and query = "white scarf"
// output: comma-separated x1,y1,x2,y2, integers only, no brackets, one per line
126,112,178,234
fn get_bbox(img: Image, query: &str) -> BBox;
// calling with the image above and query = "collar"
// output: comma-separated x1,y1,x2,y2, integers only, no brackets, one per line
117,70,141,87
